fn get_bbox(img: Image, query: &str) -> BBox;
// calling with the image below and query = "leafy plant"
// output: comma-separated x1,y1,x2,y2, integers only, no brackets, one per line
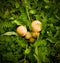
0,0,60,63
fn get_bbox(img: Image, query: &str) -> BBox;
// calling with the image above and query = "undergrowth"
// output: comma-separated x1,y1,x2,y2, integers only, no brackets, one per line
0,0,60,63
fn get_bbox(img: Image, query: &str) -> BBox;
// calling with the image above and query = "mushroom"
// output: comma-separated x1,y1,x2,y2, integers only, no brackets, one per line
29,37,35,43
31,20,42,32
32,32,39,38
25,31,31,39
16,25,27,36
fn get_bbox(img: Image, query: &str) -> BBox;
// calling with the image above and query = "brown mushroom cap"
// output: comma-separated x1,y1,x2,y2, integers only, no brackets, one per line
16,25,27,36
31,20,42,32
29,37,35,43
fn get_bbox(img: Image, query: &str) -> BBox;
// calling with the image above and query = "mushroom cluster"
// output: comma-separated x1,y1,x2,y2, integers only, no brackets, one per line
16,20,42,43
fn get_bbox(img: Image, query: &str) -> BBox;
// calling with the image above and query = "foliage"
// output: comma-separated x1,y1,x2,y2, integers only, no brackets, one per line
0,0,60,63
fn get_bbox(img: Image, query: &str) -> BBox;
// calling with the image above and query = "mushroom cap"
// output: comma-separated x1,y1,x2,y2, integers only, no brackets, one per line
25,31,31,39
32,32,39,38
16,26,27,36
31,20,42,32
29,37,35,43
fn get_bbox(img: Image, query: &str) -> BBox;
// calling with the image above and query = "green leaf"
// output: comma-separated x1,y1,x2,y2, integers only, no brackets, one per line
2,32,17,36
3,9,9,18
15,2,20,8
34,54,40,63
29,10,36,14
34,40,47,47
24,48,31,54
12,20,22,25
35,47,38,56
44,0,49,3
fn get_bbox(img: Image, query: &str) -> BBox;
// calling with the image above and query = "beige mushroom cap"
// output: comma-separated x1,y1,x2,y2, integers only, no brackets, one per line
16,25,27,36
32,32,39,38
25,31,31,39
31,20,42,32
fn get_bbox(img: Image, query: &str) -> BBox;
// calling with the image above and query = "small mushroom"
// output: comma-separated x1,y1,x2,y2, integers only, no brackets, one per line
29,37,35,43
31,20,42,32
25,31,31,39
16,25,27,36
32,32,39,38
